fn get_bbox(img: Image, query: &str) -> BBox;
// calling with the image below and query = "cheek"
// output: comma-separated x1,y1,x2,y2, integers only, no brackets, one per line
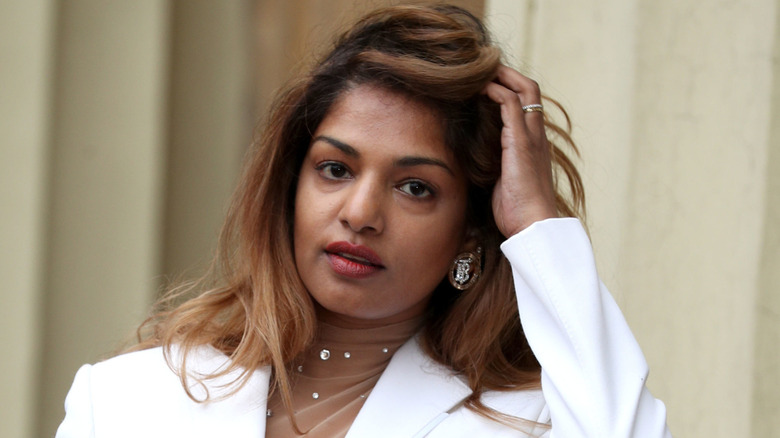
397,214,466,282
294,172,322,227
293,177,317,257
293,176,339,266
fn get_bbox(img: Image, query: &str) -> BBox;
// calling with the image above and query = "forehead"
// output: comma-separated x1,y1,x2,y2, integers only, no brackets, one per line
314,85,451,161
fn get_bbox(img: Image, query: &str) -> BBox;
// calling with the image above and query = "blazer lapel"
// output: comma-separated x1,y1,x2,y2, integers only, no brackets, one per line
180,346,272,437
345,335,472,438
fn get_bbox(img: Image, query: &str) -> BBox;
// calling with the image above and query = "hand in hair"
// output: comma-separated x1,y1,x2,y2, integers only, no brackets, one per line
484,65,558,237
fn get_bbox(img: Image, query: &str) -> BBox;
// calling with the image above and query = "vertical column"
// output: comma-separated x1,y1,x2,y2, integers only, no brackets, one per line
753,117,780,436
162,0,253,278
0,2,55,437
487,0,640,286
624,2,774,436
752,3,780,432
38,2,170,436
487,0,780,436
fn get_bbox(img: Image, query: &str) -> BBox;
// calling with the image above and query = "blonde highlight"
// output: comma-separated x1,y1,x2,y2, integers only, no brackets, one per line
133,3,585,430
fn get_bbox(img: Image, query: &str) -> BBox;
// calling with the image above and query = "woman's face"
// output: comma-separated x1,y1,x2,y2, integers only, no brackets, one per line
293,85,470,328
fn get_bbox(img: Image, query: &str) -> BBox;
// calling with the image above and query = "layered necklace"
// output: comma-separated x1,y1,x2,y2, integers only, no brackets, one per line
264,317,423,437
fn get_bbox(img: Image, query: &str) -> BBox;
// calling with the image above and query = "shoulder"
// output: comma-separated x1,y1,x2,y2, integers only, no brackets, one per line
428,389,550,438
87,344,269,404
84,346,235,422
368,336,550,437
481,388,548,422
88,345,233,394
58,345,270,438
89,346,171,384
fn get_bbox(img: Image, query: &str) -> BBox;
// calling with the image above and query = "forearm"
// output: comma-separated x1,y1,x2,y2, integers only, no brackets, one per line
501,218,671,437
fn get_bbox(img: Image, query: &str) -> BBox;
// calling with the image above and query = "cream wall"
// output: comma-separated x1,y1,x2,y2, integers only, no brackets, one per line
37,2,170,436
486,0,779,436
755,10,780,432
2,1,777,437
2,2,484,437
163,1,253,279
1,1,253,437
1,2,55,438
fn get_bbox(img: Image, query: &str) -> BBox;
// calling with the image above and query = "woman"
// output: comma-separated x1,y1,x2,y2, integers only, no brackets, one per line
57,4,671,437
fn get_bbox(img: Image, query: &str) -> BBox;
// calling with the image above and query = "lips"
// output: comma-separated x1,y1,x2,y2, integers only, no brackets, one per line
325,241,384,278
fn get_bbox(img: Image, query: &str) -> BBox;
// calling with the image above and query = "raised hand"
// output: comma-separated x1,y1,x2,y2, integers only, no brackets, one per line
484,66,558,237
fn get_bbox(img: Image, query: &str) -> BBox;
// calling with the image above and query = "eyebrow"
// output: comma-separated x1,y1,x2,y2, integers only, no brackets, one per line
313,135,358,157
312,135,454,175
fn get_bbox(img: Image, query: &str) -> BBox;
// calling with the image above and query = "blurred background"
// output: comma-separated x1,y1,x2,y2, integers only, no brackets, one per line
1,0,778,437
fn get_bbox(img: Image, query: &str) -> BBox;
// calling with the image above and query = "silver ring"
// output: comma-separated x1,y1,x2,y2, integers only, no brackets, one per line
522,103,544,113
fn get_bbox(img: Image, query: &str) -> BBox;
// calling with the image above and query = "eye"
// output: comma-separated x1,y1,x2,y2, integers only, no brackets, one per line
316,161,352,180
398,180,434,198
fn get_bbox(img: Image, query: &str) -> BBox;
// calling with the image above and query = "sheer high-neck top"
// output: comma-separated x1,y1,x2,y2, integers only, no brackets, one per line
265,317,423,437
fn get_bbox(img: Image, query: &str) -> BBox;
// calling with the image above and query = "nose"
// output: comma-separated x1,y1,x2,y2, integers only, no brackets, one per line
338,177,384,234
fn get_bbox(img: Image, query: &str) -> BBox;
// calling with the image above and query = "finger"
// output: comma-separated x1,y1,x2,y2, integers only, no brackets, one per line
494,66,545,142
483,81,531,149
495,65,542,107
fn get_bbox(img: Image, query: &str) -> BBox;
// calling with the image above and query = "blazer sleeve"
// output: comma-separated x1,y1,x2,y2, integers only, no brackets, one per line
500,218,672,438
56,364,96,438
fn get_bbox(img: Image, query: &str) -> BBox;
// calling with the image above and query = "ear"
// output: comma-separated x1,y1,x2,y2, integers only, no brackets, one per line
458,227,480,254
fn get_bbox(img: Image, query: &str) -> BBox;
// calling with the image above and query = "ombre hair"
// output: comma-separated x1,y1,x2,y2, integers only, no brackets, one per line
135,3,584,426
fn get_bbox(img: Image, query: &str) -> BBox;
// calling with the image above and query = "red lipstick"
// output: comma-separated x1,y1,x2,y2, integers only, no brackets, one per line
324,242,384,278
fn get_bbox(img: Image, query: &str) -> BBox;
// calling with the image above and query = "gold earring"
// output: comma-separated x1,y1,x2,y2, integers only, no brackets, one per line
448,247,482,290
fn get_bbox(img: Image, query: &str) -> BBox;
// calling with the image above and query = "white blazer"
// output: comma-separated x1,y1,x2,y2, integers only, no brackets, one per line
56,219,672,438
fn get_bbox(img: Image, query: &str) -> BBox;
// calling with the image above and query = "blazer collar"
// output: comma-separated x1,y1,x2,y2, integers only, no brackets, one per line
346,335,473,438
177,345,271,435
183,337,472,438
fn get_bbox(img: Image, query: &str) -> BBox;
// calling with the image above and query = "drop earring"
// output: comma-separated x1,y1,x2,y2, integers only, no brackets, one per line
448,247,482,290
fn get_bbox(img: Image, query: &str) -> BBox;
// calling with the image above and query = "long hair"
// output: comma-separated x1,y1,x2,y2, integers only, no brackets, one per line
135,3,585,425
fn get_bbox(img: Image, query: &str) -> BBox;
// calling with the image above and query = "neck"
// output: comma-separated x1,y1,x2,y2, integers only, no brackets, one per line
314,301,429,330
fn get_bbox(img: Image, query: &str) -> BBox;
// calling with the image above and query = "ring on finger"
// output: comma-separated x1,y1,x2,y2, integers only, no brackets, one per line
522,103,544,113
